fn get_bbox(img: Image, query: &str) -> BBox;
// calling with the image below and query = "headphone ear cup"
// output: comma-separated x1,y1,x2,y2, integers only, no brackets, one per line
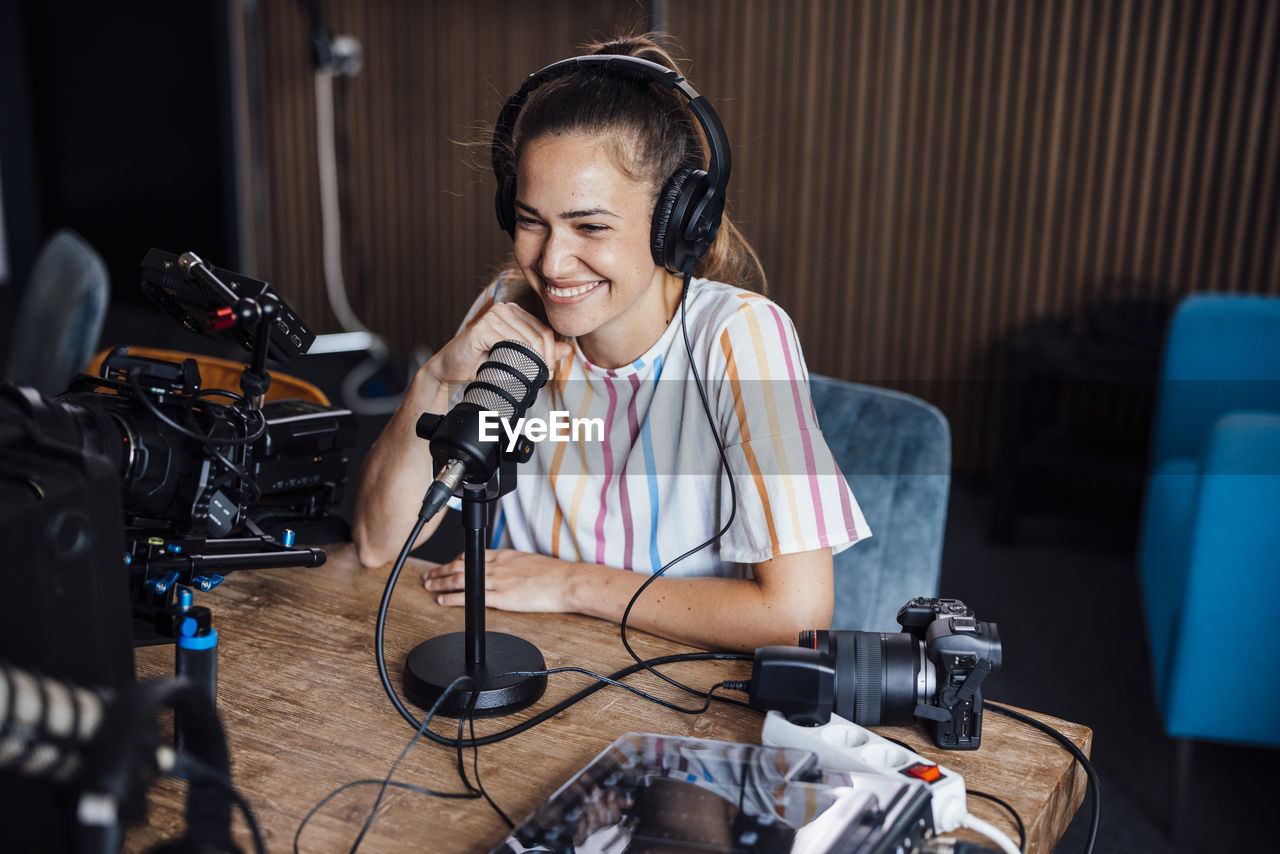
651,167,696,271
495,172,517,237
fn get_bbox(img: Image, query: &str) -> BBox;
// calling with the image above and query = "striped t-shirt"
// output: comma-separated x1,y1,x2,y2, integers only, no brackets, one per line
463,276,870,578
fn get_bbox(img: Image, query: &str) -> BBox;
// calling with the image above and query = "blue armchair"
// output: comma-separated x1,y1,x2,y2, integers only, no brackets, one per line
1138,294,1280,749
809,375,951,632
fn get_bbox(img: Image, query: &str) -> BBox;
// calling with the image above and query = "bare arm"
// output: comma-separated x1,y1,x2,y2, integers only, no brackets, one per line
350,366,452,567
351,301,570,568
423,548,834,652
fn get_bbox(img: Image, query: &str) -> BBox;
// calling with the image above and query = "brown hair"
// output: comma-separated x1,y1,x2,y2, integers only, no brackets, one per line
497,33,767,293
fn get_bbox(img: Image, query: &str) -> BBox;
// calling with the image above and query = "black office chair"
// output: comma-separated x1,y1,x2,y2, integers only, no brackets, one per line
3,228,110,396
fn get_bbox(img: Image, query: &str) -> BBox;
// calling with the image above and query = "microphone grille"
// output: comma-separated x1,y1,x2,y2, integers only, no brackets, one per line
462,340,550,420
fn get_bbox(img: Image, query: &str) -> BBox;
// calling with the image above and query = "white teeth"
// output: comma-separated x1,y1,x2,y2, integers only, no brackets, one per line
546,280,603,298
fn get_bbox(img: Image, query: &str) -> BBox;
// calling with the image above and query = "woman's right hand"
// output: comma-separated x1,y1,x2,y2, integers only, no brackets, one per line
424,300,571,390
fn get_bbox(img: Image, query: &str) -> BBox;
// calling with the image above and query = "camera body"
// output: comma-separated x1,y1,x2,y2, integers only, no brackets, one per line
896,597,1002,749
60,348,355,542
749,598,1001,749
60,349,253,538
53,347,354,634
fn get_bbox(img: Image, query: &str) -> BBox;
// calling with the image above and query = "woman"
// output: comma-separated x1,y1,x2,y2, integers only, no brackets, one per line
353,35,869,653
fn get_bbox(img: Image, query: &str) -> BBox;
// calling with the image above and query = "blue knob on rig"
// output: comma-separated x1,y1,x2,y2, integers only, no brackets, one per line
150,571,180,595
281,528,296,548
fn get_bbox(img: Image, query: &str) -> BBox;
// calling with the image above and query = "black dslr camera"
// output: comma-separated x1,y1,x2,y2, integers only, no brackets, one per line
747,598,1002,749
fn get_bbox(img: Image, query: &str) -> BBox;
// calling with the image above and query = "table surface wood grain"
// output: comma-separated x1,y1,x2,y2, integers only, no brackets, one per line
126,545,1091,853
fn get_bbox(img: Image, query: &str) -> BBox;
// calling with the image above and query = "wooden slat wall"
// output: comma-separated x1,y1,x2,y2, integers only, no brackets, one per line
667,0,1280,469
249,0,647,358
247,0,1280,470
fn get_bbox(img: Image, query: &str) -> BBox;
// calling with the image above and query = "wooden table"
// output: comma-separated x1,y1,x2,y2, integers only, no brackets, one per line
127,545,1091,853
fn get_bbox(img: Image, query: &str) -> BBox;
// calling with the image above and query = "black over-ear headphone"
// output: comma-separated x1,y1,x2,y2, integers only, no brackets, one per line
492,54,732,276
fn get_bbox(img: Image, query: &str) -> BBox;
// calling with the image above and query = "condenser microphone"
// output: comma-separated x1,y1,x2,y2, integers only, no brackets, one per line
416,340,550,521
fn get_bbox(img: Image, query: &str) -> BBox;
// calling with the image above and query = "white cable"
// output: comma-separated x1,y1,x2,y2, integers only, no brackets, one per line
314,69,377,341
314,63,430,416
961,812,1021,854
339,354,407,415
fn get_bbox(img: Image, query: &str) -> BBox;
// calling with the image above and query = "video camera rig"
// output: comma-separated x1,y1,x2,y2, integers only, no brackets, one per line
6,248,355,648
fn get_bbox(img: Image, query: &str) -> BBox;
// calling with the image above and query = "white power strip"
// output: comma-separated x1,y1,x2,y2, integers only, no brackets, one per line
761,710,969,834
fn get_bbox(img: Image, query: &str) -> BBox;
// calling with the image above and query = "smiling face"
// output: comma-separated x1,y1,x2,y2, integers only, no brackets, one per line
513,132,683,369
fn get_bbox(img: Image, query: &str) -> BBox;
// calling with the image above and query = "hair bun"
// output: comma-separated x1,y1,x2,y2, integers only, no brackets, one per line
588,32,681,74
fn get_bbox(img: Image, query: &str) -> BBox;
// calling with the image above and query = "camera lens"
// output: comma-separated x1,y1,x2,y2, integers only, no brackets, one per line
60,393,197,522
799,630,935,726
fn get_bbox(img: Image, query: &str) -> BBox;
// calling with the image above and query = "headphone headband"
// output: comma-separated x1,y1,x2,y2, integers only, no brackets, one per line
491,54,732,273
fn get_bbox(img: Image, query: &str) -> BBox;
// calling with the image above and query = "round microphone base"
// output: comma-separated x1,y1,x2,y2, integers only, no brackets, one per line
402,631,547,718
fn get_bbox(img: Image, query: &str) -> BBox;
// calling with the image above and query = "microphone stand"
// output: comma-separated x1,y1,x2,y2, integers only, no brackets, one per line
401,452,547,717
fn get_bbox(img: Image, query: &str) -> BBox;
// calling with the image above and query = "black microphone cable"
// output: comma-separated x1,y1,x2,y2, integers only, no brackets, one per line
347,676,494,853
983,700,1098,854
362,518,754,842
293,674,510,854
374,514,751,751
499,667,741,716
327,663,739,849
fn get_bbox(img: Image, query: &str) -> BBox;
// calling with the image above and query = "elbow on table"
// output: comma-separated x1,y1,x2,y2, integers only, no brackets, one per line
351,522,393,570
756,598,832,649
785,600,834,642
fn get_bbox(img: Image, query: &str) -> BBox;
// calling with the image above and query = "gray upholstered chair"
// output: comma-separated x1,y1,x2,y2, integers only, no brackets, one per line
3,228,110,396
809,374,951,631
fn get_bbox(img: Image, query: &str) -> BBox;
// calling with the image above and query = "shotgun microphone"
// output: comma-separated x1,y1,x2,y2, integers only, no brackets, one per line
0,663,106,784
415,340,550,521
0,661,241,854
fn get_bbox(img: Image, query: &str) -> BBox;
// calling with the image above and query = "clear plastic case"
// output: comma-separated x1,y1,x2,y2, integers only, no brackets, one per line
488,732,933,853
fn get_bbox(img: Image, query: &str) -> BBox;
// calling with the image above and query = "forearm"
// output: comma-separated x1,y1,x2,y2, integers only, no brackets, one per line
564,557,833,653
351,364,454,567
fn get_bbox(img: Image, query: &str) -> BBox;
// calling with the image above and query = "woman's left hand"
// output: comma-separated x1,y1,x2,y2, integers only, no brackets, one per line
421,546,834,652
422,549,576,612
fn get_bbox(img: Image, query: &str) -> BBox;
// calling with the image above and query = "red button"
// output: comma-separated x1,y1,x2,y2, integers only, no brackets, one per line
905,762,942,783
208,306,236,332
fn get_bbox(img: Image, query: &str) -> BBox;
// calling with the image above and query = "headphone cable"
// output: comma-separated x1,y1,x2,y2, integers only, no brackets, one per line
616,266,745,705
